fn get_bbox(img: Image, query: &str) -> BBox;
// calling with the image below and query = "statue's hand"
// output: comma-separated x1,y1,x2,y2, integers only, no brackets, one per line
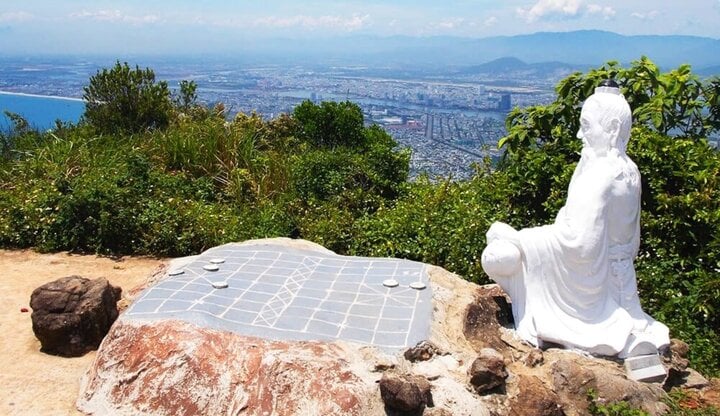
482,239,522,278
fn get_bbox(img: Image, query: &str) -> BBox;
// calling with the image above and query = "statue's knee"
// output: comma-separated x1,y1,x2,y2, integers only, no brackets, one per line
481,239,522,278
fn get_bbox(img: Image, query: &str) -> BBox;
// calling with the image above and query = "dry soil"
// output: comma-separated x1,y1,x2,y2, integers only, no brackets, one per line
0,249,164,416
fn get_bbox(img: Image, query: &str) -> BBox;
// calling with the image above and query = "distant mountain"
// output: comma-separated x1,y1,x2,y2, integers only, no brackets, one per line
236,30,720,71
698,65,720,77
468,30,720,69
457,57,583,76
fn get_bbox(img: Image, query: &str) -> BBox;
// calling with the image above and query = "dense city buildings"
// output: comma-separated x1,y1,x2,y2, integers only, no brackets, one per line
0,57,561,178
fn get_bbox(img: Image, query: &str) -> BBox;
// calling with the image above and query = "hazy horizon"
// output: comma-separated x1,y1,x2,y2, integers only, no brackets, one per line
1,1,719,55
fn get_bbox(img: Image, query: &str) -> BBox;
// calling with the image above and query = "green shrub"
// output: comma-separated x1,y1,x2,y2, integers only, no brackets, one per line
586,390,649,416
293,100,365,148
83,61,172,134
351,165,513,283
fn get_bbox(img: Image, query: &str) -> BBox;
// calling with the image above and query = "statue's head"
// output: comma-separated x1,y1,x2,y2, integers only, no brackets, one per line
577,80,632,156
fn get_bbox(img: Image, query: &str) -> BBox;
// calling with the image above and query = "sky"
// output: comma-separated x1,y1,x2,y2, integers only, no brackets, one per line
1,0,719,55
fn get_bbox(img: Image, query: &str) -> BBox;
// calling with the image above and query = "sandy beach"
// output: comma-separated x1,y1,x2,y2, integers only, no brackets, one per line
0,90,84,102
0,249,164,416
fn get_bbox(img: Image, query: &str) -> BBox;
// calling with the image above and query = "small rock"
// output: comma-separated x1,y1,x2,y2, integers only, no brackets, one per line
524,349,544,367
30,276,121,357
379,373,433,414
404,340,442,363
508,376,564,416
669,339,689,358
373,357,397,372
663,339,692,389
468,348,507,394
681,369,710,390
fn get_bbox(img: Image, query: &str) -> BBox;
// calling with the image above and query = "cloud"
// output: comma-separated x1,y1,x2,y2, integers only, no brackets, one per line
433,18,466,30
69,10,160,25
517,0,582,22
484,16,498,27
631,10,660,20
0,11,34,23
586,4,615,19
252,14,369,31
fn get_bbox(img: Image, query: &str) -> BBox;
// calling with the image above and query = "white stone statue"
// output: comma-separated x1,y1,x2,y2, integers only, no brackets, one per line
482,82,669,358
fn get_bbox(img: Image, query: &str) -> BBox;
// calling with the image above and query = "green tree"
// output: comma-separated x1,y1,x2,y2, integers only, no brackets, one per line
172,80,207,121
293,100,365,148
83,61,172,134
501,57,719,154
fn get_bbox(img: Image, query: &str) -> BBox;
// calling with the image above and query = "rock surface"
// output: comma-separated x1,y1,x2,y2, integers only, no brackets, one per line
507,376,564,416
76,238,708,416
78,320,377,416
468,348,507,394
379,373,433,414
30,275,121,357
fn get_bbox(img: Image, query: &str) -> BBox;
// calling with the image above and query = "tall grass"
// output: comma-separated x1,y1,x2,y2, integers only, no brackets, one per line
150,115,290,203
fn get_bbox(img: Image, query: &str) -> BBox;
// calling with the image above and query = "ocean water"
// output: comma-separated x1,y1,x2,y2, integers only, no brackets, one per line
0,92,85,132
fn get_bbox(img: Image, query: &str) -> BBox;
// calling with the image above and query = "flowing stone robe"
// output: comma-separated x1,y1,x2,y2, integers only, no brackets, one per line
490,151,669,356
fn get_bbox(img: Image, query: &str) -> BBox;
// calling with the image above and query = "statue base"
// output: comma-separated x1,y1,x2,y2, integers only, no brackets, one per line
624,354,666,383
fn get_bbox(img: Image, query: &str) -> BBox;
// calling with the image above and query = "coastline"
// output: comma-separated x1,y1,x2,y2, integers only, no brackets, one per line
0,90,84,103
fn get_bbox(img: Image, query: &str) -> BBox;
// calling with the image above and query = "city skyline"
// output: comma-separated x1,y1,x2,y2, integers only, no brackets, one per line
1,0,719,55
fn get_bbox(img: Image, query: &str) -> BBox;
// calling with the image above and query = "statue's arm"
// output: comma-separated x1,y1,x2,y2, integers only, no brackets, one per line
486,221,521,247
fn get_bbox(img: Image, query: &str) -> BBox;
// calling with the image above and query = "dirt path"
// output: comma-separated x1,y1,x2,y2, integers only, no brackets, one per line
0,249,165,416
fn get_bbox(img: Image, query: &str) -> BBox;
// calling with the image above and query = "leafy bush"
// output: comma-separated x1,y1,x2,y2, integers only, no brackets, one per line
350,165,513,283
293,100,366,148
83,61,172,134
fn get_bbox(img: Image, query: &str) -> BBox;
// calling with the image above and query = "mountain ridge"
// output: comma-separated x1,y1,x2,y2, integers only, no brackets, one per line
231,30,720,71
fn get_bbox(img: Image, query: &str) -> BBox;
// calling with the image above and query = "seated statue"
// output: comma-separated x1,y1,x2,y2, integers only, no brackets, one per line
482,81,669,358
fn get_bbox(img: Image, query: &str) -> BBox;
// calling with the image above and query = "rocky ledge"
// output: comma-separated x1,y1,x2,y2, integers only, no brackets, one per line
76,238,708,415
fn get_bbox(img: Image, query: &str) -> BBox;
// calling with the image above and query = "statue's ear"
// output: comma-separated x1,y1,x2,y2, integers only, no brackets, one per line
607,118,621,147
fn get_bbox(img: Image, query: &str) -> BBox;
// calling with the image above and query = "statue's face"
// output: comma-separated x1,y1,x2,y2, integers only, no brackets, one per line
577,101,611,156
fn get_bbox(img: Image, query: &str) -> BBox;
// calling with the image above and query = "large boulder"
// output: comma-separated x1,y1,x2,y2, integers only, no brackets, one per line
30,275,121,357
78,320,377,416
76,238,708,416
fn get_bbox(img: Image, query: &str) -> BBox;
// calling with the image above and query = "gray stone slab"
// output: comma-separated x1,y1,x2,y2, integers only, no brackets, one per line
624,354,667,383
124,243,432,351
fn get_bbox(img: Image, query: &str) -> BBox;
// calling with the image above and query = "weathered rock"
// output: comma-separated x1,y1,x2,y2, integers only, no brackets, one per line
30,275,121,357
468,348,507,394
78,320,379,416
379,372,433,414
404,340,442,362
74,239,704,416
682,369,710,389
508,376,564,416
663,338,692,389
524,349,544,367
463,285,513,352
550,354,668,415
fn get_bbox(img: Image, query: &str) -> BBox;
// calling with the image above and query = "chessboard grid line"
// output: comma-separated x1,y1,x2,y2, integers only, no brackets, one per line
125,244,431,350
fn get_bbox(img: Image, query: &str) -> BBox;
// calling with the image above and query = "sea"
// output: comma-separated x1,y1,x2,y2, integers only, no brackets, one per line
0,92,85,133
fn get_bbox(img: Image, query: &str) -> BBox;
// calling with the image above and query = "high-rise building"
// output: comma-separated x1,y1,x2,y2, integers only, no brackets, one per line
498,94,512,111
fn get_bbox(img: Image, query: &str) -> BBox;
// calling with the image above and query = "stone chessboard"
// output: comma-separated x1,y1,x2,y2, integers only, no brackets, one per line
124,243,433,351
